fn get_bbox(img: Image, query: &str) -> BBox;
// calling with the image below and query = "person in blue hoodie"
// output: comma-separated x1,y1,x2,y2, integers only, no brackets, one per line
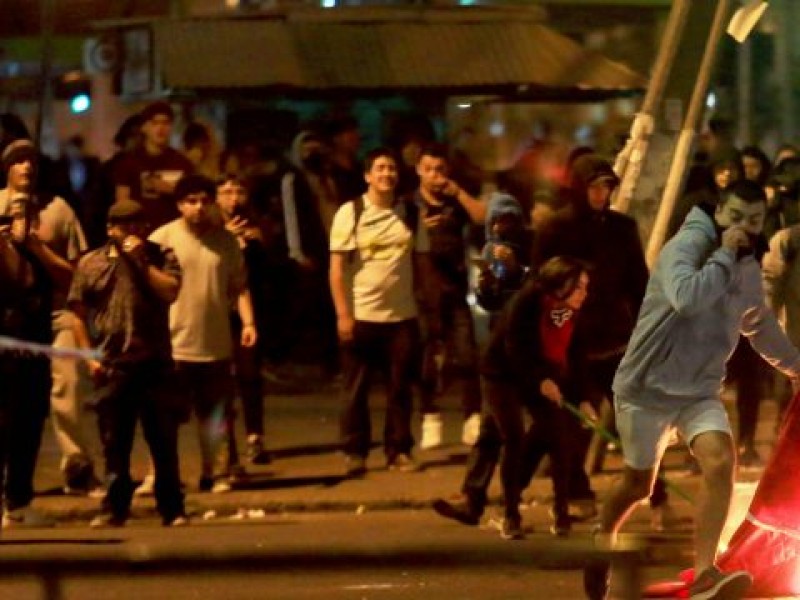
475,191,529,318
584,180,800,600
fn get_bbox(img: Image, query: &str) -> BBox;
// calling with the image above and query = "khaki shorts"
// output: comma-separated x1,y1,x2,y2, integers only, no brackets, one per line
615,394,732,470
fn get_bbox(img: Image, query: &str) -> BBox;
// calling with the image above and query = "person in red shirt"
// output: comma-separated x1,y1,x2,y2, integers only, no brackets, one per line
434,256,593,539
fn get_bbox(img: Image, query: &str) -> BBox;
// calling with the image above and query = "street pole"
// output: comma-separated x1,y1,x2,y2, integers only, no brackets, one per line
645,0,735,268
613,0,692,214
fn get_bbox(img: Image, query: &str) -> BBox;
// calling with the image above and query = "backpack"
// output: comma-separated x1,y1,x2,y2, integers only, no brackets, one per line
348,195,419,259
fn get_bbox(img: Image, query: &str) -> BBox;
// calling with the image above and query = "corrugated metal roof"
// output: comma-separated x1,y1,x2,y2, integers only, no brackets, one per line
152,16,645,93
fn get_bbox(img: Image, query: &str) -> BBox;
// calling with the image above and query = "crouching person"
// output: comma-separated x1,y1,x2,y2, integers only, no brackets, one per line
69,200,188,528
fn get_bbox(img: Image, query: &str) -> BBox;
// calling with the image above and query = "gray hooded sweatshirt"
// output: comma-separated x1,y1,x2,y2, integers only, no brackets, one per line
613,206,800,402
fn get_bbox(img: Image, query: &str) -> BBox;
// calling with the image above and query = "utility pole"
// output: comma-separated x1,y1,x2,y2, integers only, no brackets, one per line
617,2,723,249
613,0,692,215
645,0,734,267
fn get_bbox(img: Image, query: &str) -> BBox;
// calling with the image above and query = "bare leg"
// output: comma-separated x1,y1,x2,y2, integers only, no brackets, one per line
689,430,736,575
599,465,657,540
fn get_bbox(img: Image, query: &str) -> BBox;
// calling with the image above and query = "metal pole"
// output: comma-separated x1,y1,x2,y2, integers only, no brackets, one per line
737,37,752,146
613,0,692,214
645,0,735,268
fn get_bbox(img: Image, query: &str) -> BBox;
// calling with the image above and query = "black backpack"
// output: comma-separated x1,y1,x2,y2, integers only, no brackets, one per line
349,195,419,257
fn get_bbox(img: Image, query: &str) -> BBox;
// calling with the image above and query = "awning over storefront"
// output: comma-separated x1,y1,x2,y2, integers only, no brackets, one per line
141,7,645,99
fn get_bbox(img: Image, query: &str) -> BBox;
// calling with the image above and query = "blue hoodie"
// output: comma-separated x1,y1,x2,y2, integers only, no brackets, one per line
476,192,527,313
613,206,800,402
482,192,525,260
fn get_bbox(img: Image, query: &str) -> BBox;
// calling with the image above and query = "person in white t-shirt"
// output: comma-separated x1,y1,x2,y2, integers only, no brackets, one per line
329,147,438,476
149,175,257,493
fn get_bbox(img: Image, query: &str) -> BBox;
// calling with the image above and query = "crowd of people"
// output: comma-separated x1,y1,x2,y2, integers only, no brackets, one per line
1,99,800,598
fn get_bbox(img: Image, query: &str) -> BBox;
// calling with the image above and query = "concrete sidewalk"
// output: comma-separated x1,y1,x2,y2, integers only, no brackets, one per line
29,383,773,531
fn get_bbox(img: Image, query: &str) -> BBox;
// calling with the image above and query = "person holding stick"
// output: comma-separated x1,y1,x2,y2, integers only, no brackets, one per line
584,180,800,600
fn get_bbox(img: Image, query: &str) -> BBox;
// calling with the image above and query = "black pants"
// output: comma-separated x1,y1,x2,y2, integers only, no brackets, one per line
418,289,482,417
462,379,573,521
0,356,50,511
95,361,184,523
232,323,265,438
340,319,420,460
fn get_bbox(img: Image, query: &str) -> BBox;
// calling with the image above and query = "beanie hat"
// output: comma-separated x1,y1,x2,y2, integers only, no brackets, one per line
108,199,144,223
140,100,174,123
1,139,37,172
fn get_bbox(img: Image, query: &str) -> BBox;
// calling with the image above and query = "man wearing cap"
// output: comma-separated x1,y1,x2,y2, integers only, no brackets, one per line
69,199,187,527
0,139,79,527
1,139,104,499
150,174,257,493
529,154,650,523
114,101,194,233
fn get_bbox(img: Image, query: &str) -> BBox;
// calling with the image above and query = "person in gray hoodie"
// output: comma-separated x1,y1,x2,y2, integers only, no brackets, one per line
584,180,800,600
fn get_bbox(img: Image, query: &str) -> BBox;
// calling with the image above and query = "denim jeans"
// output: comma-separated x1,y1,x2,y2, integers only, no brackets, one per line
340,319,420,460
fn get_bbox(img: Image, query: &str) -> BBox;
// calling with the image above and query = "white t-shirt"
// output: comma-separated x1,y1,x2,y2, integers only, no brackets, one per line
149,219,246,362
329,195,430,323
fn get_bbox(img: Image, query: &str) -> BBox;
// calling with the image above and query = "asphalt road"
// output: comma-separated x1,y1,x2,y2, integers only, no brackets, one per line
0,510,684,600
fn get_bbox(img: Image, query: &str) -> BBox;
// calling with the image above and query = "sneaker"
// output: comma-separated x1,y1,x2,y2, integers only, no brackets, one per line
461,413,481,446
420,413,443,450
344,454,367,478
89,513,126,529
211,478,232,494
64,480,107,500
246,435,272,465
500,514,525,540
549,511,571,537
2,506,56,529
688,566,751,600
164,514,189,527
432,495,481,526
198,475,214,492
387,453,420,473
583,526,611,600
134,473,155,497
228,464,249,486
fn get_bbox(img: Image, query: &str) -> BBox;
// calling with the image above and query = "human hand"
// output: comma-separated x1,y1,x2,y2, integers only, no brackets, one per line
540,378,563,406
721,226,750,253
240,324,258,348
579,400,599,424
87,359,107,384
337,314,355,343
423,213,443,229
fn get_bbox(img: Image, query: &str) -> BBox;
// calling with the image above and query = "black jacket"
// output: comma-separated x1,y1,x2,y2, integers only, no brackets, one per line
481,281,587,404
531,157,648,359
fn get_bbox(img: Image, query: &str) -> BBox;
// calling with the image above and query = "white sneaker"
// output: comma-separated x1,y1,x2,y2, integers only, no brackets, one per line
2,506,56,529
134,473,155,497
211,478,232,494
462,413,482,446
420,413,443,450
